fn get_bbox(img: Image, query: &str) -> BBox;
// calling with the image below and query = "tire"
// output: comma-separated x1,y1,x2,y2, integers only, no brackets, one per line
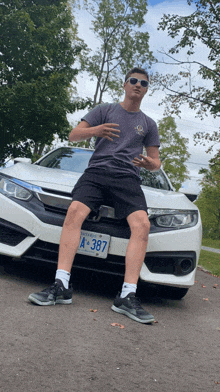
160,286,189,300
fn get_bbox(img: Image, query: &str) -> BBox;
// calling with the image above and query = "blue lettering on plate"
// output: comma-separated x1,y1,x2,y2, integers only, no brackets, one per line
80,237,85,248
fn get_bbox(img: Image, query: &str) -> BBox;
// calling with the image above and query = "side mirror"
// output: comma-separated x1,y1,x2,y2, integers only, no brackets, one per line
14,158,32,164
179,189,198,202
185,193,198,202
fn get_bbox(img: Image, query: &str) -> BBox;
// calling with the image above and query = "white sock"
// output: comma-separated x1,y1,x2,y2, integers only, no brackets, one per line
120,282,137,298
55,269,71,289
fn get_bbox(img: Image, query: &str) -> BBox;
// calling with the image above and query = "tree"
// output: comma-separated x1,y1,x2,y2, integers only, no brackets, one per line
79,0,154,107
195,151,220,239
153,0,220,150
157,116,190,190
0,0,90,165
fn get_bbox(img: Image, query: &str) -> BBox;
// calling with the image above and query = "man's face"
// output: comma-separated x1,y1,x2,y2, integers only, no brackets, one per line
123,73,149,101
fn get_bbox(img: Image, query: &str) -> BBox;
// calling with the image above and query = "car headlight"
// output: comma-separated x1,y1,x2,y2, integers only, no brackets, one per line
0,175,32,201
147,208,198,229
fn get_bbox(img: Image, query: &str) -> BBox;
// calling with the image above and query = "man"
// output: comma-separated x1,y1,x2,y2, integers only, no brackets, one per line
28,67,161,324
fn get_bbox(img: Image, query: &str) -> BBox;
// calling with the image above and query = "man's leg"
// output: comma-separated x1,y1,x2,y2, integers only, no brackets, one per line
54,201,91,288
28,201,91,305
125,210,150,284
111,210,154,323
57,201,91,272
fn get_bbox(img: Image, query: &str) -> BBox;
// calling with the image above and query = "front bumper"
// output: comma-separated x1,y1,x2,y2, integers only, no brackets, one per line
0,194,202,288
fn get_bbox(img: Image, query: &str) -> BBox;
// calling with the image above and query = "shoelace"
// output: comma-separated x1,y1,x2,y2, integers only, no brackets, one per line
128,296,143,310
42,282,61,296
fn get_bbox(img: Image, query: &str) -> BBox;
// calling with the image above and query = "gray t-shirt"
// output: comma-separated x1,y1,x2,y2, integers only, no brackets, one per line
82,103,160,178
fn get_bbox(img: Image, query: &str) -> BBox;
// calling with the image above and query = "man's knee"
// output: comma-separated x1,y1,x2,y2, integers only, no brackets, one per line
127,211,150,238
64,201,90,226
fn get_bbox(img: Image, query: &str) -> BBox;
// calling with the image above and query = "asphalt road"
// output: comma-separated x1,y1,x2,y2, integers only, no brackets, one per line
0,257,219,392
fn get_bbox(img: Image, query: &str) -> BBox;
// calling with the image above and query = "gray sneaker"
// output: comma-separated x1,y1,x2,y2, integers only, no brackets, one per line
28,279,73,306
111,292,155,324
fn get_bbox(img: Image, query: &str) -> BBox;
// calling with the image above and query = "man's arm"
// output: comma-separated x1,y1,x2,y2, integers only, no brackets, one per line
69,120,120,142
132,146,161,172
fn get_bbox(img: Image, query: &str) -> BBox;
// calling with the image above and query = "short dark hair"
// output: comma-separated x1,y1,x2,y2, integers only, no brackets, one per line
125,67,149,82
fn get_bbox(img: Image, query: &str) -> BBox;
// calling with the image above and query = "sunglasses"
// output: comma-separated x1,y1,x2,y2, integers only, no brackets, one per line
126,77,149,88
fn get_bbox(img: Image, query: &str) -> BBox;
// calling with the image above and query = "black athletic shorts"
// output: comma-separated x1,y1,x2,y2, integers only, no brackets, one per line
71,169,148,219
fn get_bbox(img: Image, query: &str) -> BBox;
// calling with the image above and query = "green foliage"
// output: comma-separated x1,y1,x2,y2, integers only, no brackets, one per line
80,0,154,106
154,0,220,149
195,151,220,239
0,0,90,165
158,116,190,190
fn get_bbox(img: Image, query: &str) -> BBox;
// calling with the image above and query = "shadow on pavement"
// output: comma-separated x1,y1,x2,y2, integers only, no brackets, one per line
0,255,184,306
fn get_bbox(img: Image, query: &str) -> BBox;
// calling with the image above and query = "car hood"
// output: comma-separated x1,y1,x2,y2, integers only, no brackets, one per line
1,162,82,189
1,163,196,210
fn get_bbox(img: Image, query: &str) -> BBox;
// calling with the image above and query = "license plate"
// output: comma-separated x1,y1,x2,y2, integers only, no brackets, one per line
77,230,110,258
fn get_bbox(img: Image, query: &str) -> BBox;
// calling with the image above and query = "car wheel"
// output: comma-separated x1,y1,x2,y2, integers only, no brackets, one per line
160,286,189,300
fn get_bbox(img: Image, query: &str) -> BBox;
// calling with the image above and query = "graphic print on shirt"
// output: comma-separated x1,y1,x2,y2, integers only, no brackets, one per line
134,125,145,136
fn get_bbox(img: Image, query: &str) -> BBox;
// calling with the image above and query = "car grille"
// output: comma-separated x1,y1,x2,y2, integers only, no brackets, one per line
44,204,67,215
35,190,176,235
21,240,126,276
20,240,196,277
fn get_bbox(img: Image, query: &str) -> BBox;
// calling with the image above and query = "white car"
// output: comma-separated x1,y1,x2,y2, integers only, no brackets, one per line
0,147,202,299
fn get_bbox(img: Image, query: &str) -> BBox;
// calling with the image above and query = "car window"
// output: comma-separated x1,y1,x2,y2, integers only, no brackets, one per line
37,148,171,190
140,168,171,190
36,148,92,173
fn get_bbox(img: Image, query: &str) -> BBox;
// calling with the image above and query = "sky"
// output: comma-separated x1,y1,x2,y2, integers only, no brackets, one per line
148,0,180,4
67,0,220,194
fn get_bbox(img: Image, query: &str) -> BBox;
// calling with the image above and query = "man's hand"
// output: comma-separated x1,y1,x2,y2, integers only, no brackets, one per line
69,121,120,143
132,154,161,171
96,123,120,141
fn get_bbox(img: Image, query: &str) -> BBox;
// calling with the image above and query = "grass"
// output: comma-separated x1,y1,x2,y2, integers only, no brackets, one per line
198,237,220,277
198,250,220,277
202,238,220,249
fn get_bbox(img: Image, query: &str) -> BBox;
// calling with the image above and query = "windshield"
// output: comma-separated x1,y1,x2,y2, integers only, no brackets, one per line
37,147,171,191
36,147,93,173
140,168,171,190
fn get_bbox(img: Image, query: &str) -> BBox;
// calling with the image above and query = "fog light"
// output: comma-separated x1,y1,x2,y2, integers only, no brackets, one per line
175,258,194,276
180,258,193,273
